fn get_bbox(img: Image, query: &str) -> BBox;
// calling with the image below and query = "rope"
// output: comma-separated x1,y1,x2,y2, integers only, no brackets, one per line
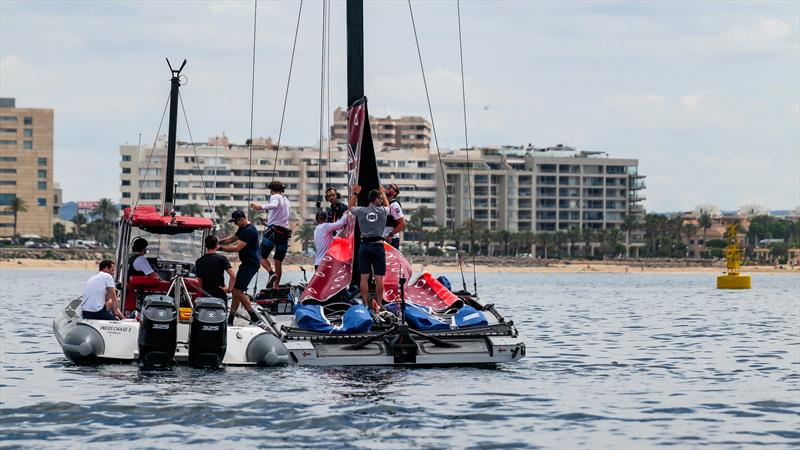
178,93,216,227
133,91,171,211
270,0,304,183
456,0,477,295
407,0,468,291
247,0,258,204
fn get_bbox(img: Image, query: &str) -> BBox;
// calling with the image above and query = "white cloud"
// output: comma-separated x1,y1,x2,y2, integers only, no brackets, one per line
1,1,798,211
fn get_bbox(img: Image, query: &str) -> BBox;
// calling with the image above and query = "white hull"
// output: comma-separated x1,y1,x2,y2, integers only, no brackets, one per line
55,297,526,367
53,299,283,366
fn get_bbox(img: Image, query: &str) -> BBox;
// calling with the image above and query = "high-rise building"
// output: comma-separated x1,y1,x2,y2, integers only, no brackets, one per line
331,107,431,150
0,98,55,238
437,146,645,233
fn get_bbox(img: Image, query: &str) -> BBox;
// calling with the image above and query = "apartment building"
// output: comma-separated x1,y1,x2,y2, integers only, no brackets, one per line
0,98,54,238
330,107,431,150
120,135,645,246
437,146,645,233
119,137,437,231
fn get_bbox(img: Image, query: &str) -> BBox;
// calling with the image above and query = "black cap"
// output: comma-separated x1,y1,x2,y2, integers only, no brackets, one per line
229,210,246,223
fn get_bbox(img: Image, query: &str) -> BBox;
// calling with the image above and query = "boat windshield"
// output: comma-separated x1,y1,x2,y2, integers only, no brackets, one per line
130,228,204,264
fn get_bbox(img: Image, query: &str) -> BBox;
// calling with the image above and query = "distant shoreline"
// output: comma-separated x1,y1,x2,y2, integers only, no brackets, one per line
1,257,797,275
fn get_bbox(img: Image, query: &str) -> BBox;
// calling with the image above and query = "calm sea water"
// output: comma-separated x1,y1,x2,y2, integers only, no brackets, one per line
1,268,798,449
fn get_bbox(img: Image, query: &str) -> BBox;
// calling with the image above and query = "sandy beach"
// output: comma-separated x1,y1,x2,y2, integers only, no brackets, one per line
2,257,797,274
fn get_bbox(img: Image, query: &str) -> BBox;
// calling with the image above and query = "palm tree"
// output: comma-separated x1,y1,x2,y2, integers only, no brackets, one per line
295,222,315,252
537,232,552,259
644,213,666,257
566,226,581,258
684,223,698,257
215,203,232,222
53,222,67,243
180,203,204,217
91,198,118,223
7,197,26,237
698,213,712,254
581,227,594,257
407,205,435,252
73,213,87,239
496,229,513,256
621,213,639,257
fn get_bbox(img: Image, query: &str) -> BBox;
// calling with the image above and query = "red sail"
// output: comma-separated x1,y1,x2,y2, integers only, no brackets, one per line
381,242,414,302
301,102,366,302
404,272,464,312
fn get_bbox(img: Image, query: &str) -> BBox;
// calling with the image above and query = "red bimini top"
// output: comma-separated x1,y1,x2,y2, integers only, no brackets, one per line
123,206,213,235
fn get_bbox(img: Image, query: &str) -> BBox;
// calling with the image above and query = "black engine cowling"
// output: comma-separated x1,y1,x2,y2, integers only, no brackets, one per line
138,295,178,367
188,297,227,368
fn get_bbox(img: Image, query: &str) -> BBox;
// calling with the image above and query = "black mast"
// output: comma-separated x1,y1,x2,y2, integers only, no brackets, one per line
346,0,364,105
164,58,187,214
347,0,381,285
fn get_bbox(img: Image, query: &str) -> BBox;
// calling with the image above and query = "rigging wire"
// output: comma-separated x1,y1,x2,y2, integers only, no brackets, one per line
247,0,258,205
270,0,304,183
407,0,468,292
133,92,172,211
325,0,332,189
316,0,328,210
178,93,217,227
456,0,478,295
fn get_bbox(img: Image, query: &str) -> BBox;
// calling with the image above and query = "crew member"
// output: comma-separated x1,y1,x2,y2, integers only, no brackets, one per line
325,187,348,223
350,185,390,312
383,183,405,249
249,180,292,289
195,235,236,301
128,237,162,280
81,259,123,320
218,210,263,326
313,209,350,270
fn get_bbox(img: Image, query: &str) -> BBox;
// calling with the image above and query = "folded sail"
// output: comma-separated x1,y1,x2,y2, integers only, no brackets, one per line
404,272,464,311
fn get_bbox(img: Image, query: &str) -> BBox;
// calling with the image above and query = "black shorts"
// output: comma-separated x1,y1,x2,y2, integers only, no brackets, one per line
234,264,260,291
261,236,288,262
358,242,386,276
82,308,116,320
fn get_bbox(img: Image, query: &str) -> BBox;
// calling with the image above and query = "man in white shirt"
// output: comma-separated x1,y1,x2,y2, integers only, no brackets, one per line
81,259,123,320
313,210,350,270
383,183,405,249
249,180,293,289
128,238,162,280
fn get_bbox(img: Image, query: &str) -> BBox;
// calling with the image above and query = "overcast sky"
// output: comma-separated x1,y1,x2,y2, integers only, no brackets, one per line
1,0,798,212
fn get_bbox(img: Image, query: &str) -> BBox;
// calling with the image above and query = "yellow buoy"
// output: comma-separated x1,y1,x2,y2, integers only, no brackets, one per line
717,224,751,289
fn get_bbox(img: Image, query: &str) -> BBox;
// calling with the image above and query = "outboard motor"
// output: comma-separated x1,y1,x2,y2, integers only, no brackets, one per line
138,295,178,367
188,297,227,368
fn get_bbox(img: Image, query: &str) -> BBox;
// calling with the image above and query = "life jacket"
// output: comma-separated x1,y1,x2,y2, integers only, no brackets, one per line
386,199,402,228
128,254,145,277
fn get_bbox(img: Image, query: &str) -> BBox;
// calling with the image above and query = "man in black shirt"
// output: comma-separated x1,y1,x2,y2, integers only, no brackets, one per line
325,187,349,224
218,210,263,326
195,235,235,301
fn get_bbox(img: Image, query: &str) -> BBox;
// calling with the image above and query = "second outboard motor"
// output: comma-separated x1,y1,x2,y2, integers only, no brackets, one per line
188,297,227,368
138,295,178,367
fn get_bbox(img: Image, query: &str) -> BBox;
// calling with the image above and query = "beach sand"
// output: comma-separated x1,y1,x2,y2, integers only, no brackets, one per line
2,258,797,274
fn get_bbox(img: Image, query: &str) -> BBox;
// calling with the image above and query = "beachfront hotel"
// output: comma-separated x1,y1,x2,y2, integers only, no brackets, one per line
0,98,55,239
